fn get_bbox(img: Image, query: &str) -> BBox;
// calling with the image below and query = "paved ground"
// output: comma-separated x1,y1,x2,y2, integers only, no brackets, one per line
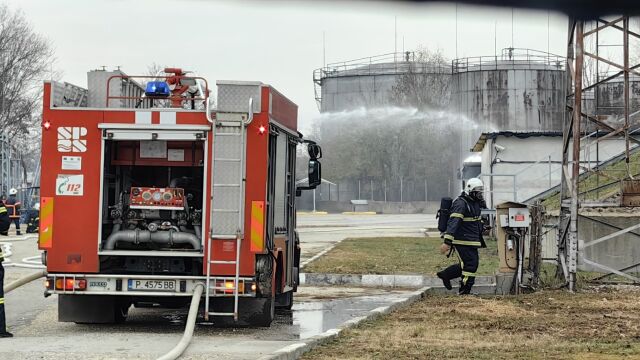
0,214,433,359
297,213,436,264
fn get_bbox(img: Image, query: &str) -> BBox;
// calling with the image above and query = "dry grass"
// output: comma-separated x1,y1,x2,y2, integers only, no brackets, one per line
302,288,640,360
303,237,499,276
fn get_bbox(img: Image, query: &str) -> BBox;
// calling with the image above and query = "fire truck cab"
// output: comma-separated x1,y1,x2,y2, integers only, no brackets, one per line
39,68,321,326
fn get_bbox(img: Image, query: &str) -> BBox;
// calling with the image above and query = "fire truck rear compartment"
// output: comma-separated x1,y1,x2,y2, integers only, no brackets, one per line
100,139,205,259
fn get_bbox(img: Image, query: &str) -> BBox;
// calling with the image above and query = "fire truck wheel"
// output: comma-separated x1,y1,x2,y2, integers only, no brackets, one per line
275,291,293,310
208,297,275,327
114,300,131,324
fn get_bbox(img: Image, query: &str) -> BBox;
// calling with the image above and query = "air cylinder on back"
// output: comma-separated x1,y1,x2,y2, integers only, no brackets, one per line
437,197,453,233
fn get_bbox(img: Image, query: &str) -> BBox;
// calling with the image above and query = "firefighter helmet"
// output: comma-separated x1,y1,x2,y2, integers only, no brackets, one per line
464,178,484,196
9,188,17,196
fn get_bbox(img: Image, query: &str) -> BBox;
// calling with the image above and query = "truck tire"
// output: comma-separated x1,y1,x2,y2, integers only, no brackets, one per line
114,299,131,324
208,297,274,327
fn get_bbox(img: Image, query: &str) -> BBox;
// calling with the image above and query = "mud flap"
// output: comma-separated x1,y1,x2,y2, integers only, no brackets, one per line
275,290,293,310
59,295,130,324
208,297,275,327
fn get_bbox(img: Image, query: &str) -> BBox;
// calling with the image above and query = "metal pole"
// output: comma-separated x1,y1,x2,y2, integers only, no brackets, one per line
548,155,552,188
313,188,316,212
623,17,631,178
424,179,428,202
384,180,387,202
358,180,361,200
568,20,584,292
400,178,403,203
370,179,374,201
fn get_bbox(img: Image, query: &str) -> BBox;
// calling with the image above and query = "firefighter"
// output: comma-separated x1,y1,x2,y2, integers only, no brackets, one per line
26,202,39,234
4,189,21,236
0,201,12,337
436,178,486,295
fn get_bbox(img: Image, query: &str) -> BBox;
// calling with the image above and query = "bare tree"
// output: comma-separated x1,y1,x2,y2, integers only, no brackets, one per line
390,47,451,110
0,4,55,136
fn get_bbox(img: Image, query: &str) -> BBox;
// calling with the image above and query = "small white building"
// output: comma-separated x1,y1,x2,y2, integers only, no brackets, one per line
471,131,628,209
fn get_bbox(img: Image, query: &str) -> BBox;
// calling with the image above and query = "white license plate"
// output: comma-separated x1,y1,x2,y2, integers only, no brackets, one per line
128,279,177,291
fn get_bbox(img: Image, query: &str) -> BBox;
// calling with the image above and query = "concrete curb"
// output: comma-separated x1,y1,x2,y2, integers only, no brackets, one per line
296,211,328,215
300,272,495,288
257,286,431,360
340,211,377,215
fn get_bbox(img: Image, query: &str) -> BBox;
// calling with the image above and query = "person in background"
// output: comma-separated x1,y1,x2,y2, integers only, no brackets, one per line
26,202,39,234
0,200,13,337
4,189,21,236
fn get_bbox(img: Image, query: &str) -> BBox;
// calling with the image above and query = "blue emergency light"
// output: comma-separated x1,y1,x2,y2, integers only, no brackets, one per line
145,81,171,97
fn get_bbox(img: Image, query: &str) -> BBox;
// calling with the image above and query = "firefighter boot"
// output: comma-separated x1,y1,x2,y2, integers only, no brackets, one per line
437,264,461,291
436,271,452,290
458,280,471,295
0,331,12,338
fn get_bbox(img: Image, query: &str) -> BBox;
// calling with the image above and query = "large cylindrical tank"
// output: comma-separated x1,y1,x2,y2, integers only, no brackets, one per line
451,48,566,154
314,52,451,112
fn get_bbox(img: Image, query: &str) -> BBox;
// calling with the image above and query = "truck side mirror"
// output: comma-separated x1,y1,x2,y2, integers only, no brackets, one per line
308,159,321,188
296,142,322,196
308,144,322,159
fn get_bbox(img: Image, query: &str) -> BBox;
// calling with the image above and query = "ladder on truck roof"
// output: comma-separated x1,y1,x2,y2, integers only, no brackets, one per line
205,112,249,321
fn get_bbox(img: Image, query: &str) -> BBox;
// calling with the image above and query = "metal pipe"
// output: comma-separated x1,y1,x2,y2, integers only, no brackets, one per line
4,270,46,294
103,230,201,250
156,283,204,360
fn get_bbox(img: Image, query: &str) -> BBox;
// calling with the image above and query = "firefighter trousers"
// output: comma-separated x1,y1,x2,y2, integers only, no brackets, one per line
439,245,479,294
0,262,7,333
10,219,19,235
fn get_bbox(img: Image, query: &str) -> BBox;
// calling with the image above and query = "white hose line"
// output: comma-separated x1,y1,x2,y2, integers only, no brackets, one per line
4,270,47,294
156,283,205,360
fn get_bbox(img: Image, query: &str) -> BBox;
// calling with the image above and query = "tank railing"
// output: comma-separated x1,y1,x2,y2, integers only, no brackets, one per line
452,48,565,74
105,75,210,110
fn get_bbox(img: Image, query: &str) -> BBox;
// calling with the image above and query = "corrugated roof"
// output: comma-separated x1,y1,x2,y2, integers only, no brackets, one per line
471,131,563,152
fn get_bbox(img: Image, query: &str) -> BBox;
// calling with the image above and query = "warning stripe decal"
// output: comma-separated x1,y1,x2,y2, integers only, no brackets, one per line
39,197,53,249
250,201,265,252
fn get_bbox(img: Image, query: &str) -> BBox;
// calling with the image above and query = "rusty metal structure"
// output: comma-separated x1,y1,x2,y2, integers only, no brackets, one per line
558,16,640,291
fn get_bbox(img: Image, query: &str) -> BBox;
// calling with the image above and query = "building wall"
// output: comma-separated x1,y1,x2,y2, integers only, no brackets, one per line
480,135,628,208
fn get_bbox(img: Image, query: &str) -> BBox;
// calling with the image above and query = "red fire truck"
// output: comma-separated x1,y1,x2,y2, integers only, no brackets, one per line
39,68,321,326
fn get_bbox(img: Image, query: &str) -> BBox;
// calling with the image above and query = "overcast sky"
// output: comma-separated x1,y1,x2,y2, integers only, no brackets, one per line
4,0,567,133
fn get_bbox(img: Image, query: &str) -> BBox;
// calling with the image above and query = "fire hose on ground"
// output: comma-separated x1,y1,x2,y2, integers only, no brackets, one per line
156,283,205,360
2,271,203,360
4,270,47,294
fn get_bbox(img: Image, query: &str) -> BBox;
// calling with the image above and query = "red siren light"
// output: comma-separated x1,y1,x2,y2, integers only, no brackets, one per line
258,125,266,135
43,120,51,130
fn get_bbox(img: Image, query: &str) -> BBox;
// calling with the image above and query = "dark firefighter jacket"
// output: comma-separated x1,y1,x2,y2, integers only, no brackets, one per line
0,203,9,256
4,196,20,218
443,193,486,248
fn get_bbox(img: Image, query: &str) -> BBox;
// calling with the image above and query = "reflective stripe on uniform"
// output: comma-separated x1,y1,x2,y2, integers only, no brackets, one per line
0,208,6,214
0,298,5,304
462,271,476,277
450,213,464,218
444,234,454,241
451,239,482,247
462,216,482,222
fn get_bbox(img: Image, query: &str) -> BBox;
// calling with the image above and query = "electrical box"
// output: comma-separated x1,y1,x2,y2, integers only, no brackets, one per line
508,208,530,228
499,214,509,227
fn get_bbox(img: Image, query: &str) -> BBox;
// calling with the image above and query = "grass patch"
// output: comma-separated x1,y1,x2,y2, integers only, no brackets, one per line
303,237,498,276
302,289,640,360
